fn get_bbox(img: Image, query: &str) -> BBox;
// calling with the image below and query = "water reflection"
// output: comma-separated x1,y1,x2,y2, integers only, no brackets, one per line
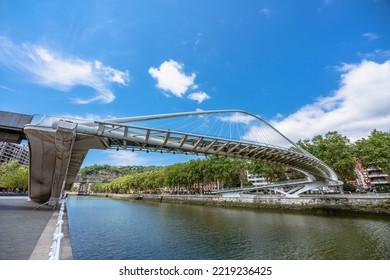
67,196,390,260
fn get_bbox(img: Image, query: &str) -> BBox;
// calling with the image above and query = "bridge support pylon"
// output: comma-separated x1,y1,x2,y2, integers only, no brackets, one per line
25,121,77,205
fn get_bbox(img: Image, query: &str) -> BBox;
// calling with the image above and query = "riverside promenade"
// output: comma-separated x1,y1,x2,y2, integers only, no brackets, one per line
0,196,72,260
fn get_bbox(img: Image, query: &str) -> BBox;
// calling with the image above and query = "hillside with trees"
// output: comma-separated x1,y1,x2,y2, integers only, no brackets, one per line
78,164,162,182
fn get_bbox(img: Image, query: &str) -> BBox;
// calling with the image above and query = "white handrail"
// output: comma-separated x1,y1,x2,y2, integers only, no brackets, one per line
49,198,66,260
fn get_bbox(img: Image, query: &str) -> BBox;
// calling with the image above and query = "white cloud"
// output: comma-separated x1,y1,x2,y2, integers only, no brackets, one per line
0,37,129,104
60,113,117,122
187,91,210,103
358,49,390,60
241,125,293,149
104,150,147,166
148,60,196,98
271,60,390,142
148,59,210,103
194,33,202,49
218,112,255,125
363,32,380,41
0,85,16,92
274,113,284,119
259,8,271,16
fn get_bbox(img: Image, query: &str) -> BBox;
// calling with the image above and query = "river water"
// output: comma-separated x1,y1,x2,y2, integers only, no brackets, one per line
66,196,390,260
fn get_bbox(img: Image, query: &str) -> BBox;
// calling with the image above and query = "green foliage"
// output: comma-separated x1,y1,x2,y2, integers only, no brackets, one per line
354,130,390,174
343,183,357,192
90,157,253,194
248,160,287,182
0,161,29,190
90,157,308,194
372,200,390,209
298,131,356,182
375,185,390,193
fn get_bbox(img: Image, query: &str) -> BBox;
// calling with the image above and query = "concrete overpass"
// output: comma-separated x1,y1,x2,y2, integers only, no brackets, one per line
0,111,32,143
20,110,341,205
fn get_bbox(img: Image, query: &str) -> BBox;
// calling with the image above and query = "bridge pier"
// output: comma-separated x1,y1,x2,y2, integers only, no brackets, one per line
25,120,107,204
25,121,76,205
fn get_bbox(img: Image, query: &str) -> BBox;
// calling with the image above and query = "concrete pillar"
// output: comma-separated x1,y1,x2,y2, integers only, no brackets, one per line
48,121,77,206
24,121,77,205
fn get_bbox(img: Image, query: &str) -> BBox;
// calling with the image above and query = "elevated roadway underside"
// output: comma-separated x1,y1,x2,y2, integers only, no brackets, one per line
0,111,33,143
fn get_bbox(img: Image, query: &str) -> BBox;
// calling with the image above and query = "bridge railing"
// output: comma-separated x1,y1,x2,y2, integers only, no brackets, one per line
48,198,66,260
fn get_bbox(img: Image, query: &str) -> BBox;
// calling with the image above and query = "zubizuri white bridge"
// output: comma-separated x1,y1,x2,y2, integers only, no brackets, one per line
20,110,340,205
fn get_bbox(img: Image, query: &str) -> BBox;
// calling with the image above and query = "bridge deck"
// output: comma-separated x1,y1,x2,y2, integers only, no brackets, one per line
0,111,33,143
22,110,340,204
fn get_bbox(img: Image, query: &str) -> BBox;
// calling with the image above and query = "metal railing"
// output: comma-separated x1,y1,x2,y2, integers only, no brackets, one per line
48,198,66,260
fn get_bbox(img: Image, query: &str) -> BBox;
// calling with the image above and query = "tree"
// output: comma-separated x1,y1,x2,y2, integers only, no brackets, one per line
248,160,287,182
298,131,356,182
0,161,29,191
354,130,390,174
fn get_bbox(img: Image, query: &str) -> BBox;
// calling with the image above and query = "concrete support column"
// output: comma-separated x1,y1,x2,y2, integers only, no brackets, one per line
25,121,77,205
48,121,77,206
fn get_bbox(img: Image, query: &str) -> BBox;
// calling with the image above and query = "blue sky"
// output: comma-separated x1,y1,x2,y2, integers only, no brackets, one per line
1,0,389,166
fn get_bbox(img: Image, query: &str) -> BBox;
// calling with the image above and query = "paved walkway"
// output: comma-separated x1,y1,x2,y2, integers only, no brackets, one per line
0,196,72,260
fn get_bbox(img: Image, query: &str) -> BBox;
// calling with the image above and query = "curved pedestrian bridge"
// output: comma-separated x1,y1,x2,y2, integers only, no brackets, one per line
23,110,340,204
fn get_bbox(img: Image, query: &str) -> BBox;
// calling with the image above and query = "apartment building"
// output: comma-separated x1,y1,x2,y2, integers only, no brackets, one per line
0,142,29,165
354,160,389,190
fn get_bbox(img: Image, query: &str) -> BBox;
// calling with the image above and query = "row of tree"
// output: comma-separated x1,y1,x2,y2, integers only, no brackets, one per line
91,157,299,194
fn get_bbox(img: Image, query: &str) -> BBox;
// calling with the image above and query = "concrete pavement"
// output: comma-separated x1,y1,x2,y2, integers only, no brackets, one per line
0,196,72,260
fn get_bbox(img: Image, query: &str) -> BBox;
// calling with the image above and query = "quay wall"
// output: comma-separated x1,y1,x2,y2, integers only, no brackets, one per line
89,193,390,216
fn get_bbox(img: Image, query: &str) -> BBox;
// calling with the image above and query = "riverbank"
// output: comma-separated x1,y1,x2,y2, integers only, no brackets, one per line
80,192,390,216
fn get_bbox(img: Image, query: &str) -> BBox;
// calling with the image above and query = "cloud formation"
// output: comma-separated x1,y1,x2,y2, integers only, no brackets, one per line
218,112,255,125
363,32,380,41
0,37,129,104
148,60,195,98
271,59,390,142
188,91,210,104
259,8,271,16
104,150,147,166
149,59,210,103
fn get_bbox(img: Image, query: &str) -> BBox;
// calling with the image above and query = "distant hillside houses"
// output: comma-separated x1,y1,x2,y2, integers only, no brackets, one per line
78,164,162,183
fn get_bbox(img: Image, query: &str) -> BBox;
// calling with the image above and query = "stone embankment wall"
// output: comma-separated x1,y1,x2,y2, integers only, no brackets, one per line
96,193,390,216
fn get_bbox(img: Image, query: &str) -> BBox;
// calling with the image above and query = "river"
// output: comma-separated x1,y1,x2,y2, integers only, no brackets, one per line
66,196,390,260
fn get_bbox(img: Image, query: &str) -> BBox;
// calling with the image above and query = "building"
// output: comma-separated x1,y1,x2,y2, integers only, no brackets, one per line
354,160,389,190
365,165,389,189
0,142,29,165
